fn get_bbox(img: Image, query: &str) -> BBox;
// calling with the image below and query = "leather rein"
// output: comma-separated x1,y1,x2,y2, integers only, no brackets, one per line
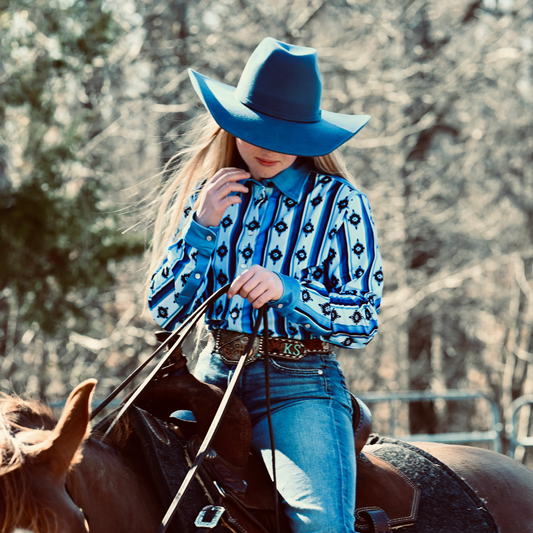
89,284,232,423
89,284,280,533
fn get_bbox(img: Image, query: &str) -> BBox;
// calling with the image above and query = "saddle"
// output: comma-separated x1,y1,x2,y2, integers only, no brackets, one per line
134,352,420,533
181,397,419,533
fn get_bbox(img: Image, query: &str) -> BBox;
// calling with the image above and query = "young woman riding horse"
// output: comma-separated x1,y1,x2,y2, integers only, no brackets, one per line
147,37,383,533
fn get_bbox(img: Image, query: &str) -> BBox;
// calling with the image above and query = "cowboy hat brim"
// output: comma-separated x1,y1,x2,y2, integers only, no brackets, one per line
189,69,370,157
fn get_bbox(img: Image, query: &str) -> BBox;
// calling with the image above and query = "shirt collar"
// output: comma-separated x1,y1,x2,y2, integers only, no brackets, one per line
266,158,313,202
236,152,313,203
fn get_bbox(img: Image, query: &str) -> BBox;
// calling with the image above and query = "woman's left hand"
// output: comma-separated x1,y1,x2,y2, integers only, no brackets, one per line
228,265,283,308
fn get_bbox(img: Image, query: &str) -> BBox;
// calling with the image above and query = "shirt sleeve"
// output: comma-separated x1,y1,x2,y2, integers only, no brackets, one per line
274,190,384,349
148,203,219,331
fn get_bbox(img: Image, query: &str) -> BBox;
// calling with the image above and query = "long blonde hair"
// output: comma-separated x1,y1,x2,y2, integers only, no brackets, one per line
149,114,355,274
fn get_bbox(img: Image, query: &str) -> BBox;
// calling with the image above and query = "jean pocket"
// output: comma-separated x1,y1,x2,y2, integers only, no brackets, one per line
269,353,329,375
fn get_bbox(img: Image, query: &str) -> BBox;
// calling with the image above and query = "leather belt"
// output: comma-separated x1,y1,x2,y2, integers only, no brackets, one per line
212,329,332,365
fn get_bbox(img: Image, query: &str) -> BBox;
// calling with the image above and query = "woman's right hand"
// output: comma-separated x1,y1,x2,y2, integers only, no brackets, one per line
195,167,250,228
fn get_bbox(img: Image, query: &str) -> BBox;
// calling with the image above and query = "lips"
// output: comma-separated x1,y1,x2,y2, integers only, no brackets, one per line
256,158,277,167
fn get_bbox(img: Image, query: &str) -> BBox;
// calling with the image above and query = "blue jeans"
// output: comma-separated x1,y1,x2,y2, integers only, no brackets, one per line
194,349,357,533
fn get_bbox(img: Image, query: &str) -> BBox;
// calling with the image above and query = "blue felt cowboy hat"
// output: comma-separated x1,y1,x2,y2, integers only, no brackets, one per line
188,37,370,157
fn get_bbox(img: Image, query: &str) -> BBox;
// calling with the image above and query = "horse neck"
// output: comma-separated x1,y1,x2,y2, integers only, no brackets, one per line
67,438,161,533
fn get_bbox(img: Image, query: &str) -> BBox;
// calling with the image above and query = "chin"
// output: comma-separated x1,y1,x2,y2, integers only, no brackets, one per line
253,168,279,180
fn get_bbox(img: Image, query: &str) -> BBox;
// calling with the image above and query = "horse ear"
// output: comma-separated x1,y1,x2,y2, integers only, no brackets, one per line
36,379,96,479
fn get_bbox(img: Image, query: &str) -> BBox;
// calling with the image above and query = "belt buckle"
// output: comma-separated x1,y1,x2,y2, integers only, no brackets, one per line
219,332,261,365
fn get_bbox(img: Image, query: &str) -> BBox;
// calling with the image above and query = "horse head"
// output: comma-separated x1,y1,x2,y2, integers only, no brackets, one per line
0,380,95,533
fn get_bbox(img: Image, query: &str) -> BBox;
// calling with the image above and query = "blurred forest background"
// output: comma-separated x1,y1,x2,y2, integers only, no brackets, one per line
1,0,533,459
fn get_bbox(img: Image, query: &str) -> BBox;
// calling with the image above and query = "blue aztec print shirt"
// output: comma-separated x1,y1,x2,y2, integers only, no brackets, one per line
148,157,384,349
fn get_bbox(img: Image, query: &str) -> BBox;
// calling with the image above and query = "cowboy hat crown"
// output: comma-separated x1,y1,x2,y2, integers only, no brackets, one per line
234,39,322,123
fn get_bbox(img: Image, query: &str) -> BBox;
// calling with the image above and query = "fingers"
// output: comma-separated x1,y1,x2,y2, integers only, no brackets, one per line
211,167,249,185
227,268,258,299
228,266,283,309
196,168,250,227
210,168,250,197
209,168,250,202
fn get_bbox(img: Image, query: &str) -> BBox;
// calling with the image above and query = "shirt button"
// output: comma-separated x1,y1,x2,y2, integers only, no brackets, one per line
317,370,323,375
248,230,253,236
241,264,246,269
304,324,311,329
277,303,283,309
206,235,212,241
194,273,201,280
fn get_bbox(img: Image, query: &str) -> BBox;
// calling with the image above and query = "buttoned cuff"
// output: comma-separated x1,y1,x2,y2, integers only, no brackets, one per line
184,216,219,254
270,273,300,315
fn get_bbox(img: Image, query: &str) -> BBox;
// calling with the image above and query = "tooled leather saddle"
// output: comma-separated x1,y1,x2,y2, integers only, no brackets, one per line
134,364,420,533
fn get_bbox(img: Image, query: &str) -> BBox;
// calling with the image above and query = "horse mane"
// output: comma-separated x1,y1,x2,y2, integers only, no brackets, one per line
0,392,59,474
0,392,134,533
0,392,57,432
91,408,134,450
0,393,61,533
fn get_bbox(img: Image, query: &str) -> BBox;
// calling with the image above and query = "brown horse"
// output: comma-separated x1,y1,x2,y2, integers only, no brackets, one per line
0,380,162,533
2,379,533,532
